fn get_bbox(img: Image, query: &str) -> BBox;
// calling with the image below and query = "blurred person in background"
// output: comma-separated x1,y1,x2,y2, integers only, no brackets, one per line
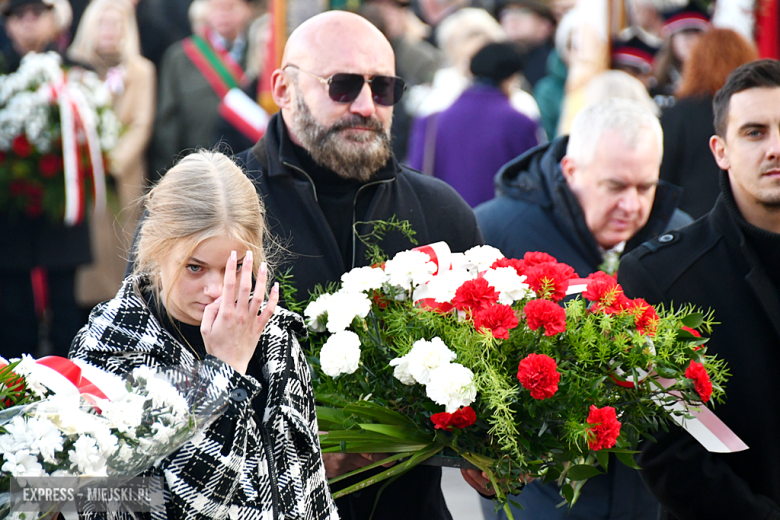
416,0,467,46
652,2,710,102
68,0,155,314
495,0,556,87
407,41,539,207
1,0,61,72
407,7,540,122
533,6,574,140
359,0,441,160
659,28,757,219
150,0,255,177
611,29,661,92
585,69,660,117
134,0,195,69
0,0,91,359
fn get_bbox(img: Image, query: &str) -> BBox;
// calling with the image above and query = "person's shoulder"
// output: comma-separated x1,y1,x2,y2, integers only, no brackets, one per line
397,165,466,201
621,216,721,283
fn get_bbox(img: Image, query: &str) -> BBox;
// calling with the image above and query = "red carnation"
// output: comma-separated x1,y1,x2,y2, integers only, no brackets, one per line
685,360,713,402
473,304,519,339
625,298,660,336
523,251,558,267
583,271,624,312
524,299,566,336
525,262,578,302
517,353,561,400
38,154,62,178
681,326,701,337
11,135,32,158
431,406,477,430
452,277,499,313
490,257,526,277
586,405,621,451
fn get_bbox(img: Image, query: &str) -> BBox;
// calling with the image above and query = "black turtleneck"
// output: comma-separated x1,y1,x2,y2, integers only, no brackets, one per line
290,141,378,269
721,173,780,290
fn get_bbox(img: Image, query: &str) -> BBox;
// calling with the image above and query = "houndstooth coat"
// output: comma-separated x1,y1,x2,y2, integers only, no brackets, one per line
70,276,339,520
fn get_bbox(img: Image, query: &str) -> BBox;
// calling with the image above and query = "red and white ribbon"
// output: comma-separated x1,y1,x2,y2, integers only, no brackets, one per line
17,356,126,402
218,88,269,143
45,73,107,227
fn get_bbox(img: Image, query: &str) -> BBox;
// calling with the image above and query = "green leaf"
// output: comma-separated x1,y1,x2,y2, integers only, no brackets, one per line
681,313,704,328
595,450,609,471
358,424,432,443
560,484,574,503
343,402,418,427
327,451,410,485
321,442,431,453
615,451,642,470
566,464,603,481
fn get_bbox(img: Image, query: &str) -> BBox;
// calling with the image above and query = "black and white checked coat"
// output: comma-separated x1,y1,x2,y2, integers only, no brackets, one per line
70,276,339,520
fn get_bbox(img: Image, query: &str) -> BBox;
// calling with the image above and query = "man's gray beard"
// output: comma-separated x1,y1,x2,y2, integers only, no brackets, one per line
291,92,393,182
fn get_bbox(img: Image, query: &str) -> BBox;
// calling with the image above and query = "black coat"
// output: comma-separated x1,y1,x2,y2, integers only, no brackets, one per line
659,96,721,219
475,136,689,276
617,172,780,520
474,136,685,519
234,113,483,520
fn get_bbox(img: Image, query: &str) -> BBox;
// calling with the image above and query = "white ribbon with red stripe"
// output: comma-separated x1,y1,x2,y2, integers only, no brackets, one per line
22,356,126,402
43,75,107,226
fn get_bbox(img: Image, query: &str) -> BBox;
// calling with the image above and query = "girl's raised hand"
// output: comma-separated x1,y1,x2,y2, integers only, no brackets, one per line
201,250,279,374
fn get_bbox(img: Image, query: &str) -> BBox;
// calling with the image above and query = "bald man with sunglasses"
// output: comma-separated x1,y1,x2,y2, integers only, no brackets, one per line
234,11,483,520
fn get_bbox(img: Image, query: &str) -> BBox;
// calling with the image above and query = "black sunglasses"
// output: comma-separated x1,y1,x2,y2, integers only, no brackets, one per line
284,64,406,106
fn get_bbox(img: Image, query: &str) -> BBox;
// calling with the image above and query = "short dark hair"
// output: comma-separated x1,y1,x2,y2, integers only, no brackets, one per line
713,59,780,137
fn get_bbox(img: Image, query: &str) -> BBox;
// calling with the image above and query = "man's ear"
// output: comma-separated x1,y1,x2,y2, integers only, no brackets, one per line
709,135,730,171
561,155,577,183
271,69,293,109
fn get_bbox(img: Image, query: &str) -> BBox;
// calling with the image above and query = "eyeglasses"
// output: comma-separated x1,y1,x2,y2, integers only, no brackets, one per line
284,64,406,107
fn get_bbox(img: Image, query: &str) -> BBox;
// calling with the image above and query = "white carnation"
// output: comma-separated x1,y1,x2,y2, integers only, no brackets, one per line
1,449,45,477
406,337,457,385
341,266,388,293
414,267,474,304
482,267,532,305
304,293,333,332
388,355,416,386
463,245,505,273
384,250,437,291
322,291,372,333
320,330,362,377
426,363,477,413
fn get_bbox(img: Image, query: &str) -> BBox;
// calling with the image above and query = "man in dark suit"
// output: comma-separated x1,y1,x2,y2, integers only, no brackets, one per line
618,59,780,519
232,10,484,520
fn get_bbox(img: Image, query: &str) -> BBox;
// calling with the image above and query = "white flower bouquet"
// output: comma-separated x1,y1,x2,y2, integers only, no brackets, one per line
0,52,121,224
290,234,732,518
0,356,230,518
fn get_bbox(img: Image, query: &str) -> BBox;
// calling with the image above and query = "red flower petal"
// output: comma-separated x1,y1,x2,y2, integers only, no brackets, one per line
473,304,519,339
524,299,566,336
586,405,621,450
517,353,561,400
685,360,713,402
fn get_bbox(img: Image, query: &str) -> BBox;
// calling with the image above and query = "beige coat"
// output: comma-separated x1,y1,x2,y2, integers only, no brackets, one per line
77,55,156,305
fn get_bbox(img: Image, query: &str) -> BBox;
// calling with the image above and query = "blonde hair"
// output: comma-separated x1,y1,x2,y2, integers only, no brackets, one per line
68,0,140,65
133,151,273,302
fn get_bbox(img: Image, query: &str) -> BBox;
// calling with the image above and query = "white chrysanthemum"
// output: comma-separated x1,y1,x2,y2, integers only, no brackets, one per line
384,250,437,290
68,435,104,475
482,267,532,305
12,354,48,398
425,363,477,413
304,293,333,332
320,330,362,377
341,266,388,293
98,393,145,435
323,291,372,333
138,370,189,419
0,416,36,454
388,355,416,386
1,449,45,477
464,245,505,273
25,417,64,464
406,337,457,385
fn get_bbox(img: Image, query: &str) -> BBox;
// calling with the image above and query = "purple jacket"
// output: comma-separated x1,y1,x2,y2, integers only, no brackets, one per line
407,85,539,207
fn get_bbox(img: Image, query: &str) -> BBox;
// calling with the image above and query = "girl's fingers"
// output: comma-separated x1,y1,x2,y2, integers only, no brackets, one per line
200,296,222,336
249,261,267,317
256,283,279,333
220,250,238,315
236,250,253,310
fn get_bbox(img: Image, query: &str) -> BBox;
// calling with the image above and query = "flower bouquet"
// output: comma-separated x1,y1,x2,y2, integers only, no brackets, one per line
0,355,230,519
0,52,121,224
301,242,729,517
